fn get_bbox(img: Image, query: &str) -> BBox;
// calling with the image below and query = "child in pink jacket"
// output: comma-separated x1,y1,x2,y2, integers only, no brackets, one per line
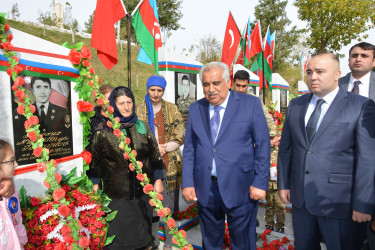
0,139,27,249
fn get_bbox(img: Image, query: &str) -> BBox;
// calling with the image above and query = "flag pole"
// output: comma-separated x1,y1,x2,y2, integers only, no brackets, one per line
262,51,266,104
127,14,132,89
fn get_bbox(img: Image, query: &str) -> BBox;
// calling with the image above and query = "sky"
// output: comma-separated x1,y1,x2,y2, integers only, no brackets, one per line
1,0,375,76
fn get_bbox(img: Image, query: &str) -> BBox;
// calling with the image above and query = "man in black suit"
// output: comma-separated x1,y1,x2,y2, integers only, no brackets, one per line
278,53,375,250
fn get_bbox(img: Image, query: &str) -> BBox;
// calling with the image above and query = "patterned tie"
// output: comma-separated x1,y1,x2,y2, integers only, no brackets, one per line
351,80,361,95
210,106,222,143
306,99,325,143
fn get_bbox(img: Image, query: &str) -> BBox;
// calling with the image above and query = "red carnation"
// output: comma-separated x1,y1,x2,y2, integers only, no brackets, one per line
28,116,39,126
98,77,102,83
89,67,96,74
143,184,153,194
149,199,156,207
79,237,90,248
114,117,120,123
131,150,137,157
29,104,36,114
128,163,134,171
4,23,9,31
28,131,37,142
107,106,114,113
6,68,13,76
17,105,25,115
82,60,90,67
11,84,18,91
282,236,290,244
12,56,19,63
14,76,25,86
30,197,41,207
82,150,92,165
33,147,43,157
137,161,143,168
166,207,171,215
182,245,193,250
179,230,187,238
61,224,71,235
167,218,176,228
53,188,66,201
77,100,94,112
7,33,13,42
126,137,131,145
36,162,47,172
14,65,23,74
93,90,97,97
3,41,14,51
263,241,268,247
113,129,122,137
157,208,166,218
15,89,25,100
172,237,178,245
62,184,71,192
68,48,82,65
80,45,92,60
136,173,145,182
55,173,62,183
63,235,75,244
43,180,50,188
88,80,94,87
107,121,113,128
97,98,104,106
157,193,163,201
288,245,294,250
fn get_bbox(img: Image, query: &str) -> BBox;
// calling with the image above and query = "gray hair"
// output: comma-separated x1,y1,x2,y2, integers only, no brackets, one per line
199,62,230,83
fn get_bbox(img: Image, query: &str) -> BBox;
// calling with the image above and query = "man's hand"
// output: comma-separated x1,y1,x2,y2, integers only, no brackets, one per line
270,135,281,147
158,144,167,157
371,220,375,231
352,210,371,223
182,187,197,202
278,189,291,204
0,178,15,198
93,184,99,193
249,186,266,201
154,179,164,194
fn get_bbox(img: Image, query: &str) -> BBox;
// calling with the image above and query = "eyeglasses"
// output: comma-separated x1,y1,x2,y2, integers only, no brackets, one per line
0,159,16,167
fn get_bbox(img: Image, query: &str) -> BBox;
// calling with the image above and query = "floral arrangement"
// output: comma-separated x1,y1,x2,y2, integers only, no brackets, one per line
0,14,193,249
267,102,285,131
173,203,198,220
257,228,294,250
20,168,114,249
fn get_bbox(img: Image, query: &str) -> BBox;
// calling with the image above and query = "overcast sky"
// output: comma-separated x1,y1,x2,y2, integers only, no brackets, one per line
1,0,375,75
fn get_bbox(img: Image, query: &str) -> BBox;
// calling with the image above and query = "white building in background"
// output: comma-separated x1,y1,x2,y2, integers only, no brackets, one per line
55,0,64,28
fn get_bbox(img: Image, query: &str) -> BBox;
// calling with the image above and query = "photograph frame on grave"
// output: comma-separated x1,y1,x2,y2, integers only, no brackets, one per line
175,72,197,124
280,89,288,114
248,86,256,95
11,75,73,165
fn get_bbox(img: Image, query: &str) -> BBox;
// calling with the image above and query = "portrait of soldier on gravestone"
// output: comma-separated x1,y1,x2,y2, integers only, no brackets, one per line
175,72,197,126
280,89,287,114
11,76,73,165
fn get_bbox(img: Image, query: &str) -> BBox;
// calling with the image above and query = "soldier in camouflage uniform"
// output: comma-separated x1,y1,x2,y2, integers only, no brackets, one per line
233,70,286,232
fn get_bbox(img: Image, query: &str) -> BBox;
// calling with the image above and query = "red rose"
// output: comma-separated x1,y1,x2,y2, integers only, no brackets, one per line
53,188,66,201
125,137,131,145
93,237,101,245
3,41,14,51
107,106,114,113
68,48,82,65
30,197,41,207
79,237,90,248
97,98,104,106
33,147,43,157
128,163,134,171
7,33,13,42
30,104,36,114
36,162,47,172
80,45,92,60
11,84,18,91
14,76,25,86
6,68,13,76
113,129,122,137
82,149,92,164
28,116,39,126
157,193,163,201
80,217,90,226
149,199,156,207
82,60,90,67
55,173,62,183
12,56,19,63
28,131,37,142
95,220,103,228
143,184,153,194
61,224,71,236
107,121,113,128
72,190,80,198
4,23,9,31
15,89,25,100
77,100,94,112
167,218,176,228
28,218,38,229
39,204,48,214
14,65,23,74
17,105,25,115
41,224,52,235
62,185,71,192
282,236,290,244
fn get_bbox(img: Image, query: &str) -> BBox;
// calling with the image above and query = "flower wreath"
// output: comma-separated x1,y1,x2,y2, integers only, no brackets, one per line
0,14,192,249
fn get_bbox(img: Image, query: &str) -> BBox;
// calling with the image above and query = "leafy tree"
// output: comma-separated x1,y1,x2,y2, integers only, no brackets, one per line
84,11,94,33
195,35,221,64
252,0,300,72
11,3,20,20
295,0,375,53
37,9,54,36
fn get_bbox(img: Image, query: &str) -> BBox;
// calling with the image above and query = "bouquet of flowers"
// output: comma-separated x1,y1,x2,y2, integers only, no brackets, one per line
20,168,115,250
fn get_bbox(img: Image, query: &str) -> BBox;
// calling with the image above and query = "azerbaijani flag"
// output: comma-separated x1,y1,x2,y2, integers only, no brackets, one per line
263,26,273,71
131,0,162,73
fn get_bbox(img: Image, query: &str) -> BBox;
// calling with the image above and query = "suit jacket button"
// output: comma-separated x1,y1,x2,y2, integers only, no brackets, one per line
307,150,311,154
305,171,310,175
213,148,216,152
208,166,212,170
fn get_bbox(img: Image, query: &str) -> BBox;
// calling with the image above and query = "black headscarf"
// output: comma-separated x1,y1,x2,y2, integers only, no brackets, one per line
108,86,138,124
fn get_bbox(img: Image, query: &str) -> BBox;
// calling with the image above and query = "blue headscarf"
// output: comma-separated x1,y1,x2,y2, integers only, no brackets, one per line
109,86,138,124
145,75,166,134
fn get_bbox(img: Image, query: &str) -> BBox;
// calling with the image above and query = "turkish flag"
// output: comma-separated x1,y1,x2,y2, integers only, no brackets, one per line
249,20,263,59
221,12,241,69
91,0,127,70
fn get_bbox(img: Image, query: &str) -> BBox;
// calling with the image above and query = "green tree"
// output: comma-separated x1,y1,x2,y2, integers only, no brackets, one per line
37,9,54,36
295,0,375,53
84,11,94,33
252,0,300,72
195,35,221,64
11,3,20,20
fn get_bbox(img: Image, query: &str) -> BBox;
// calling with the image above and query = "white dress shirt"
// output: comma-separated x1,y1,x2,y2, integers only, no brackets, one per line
348,71,371,98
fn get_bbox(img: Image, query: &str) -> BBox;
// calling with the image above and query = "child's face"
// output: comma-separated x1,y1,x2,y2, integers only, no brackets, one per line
0,147,17,178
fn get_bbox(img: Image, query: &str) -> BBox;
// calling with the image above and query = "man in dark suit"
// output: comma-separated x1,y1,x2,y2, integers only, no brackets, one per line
339,42,375,249
31,77,70,133
278,52,375,250
339,42,375,101
182,62,270,250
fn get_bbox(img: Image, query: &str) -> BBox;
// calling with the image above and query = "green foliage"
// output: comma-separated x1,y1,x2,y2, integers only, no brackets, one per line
11,3,20,20
104,235,116,246
252,0,300,71
105,211,118,222
19,186,31,209
294,0,375,53
84,11,94,33
195,34,221,64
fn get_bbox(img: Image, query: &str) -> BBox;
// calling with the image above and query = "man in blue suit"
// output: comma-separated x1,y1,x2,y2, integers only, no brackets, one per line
278,53,375,250
182,62,270,250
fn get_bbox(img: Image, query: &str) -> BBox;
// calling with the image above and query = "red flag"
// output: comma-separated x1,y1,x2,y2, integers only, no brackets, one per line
303,55,309,72
249,20,263,59
221,12,241,69
91,0,127,70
